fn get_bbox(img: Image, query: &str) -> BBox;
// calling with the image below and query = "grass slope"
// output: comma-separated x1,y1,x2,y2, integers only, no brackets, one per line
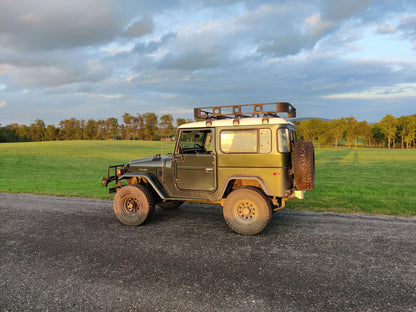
0,140,175,199
1,141,415,216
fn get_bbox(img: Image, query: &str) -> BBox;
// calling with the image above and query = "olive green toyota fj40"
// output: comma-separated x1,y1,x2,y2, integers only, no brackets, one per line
102,102,315,235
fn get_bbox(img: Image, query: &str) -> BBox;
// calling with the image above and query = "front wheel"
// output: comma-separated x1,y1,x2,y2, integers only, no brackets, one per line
223,186,272,235
113,184,155,225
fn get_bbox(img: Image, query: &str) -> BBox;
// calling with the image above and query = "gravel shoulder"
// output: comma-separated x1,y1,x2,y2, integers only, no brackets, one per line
1,193,415,311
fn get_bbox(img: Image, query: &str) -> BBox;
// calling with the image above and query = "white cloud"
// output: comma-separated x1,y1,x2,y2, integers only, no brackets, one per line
323,83,416,99
1,0,416,125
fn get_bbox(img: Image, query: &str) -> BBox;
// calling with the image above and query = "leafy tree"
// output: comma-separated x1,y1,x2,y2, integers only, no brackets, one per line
344,117,359,148
144,112,158,141
378,114,397,149
105,117,119,140
328,118,346,148
402,115,416,149
371,125,385,147
122,113,138,140
95,119,106,140
29,119,46,141
136,114,144,140
85,119,97,140
45,125,58,141
176,118,193,127
159,114,175,140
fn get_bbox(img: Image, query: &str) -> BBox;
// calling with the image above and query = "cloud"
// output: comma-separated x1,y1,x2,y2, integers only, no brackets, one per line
0,0,128,51
122,15,154,37
0,100,6,108
1,0,416,125
323,83,416,99
397,15,416,41
374,24,396,34
321,0,371,21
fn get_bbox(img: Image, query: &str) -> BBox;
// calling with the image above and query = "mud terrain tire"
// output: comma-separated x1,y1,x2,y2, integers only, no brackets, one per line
223,186,272,235
114,184,155,225
294,141,315,191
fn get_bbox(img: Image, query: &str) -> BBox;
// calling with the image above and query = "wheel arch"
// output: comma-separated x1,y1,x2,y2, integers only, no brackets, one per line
119,172,168,200
220,176,271,199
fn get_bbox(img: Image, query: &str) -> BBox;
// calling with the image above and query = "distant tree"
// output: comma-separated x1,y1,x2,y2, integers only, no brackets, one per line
119,124,127,140
85,119,97,140
45,125,59,141
401,115,416,149
344,117,359,148
122,113,138,140
96,119,106,140
0,124,20,142
136,114,144,140
296,120,313,141
361,121,373,146
17,124,30,141
355,121,368,148
79,119,86,140
144,112,158,141
378,114,397,149
328,118,347,148
59,118,80,140
397,115,416,149
296,118,326,144
371,125,385,147
176,118,193,127
105,117,119,140
159,114,175,140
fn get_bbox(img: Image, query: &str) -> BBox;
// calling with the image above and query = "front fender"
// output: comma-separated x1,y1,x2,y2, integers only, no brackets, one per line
120,172,168,200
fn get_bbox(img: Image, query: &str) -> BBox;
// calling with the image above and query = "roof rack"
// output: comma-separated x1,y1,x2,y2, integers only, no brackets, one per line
194,102,296,120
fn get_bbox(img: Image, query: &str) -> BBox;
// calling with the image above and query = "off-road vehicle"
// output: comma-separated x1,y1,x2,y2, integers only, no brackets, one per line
102,102,314,235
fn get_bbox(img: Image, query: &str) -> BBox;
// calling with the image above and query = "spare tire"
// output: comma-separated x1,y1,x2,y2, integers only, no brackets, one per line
293,141,315,191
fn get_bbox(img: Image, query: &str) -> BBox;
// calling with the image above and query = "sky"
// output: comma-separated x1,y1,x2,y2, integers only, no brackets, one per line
0,0,415,126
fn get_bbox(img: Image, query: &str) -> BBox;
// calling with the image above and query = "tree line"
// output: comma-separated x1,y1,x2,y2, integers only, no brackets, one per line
0,113,192,143
1,112,415,149
295,114,416,149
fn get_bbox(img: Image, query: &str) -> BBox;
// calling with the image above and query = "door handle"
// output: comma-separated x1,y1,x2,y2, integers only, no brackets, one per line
205,168,214,173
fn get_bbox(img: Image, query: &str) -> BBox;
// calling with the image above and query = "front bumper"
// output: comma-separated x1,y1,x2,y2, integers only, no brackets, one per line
102,164,124,187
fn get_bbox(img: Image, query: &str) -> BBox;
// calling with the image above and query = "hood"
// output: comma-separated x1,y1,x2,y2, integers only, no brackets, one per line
127,155,172,169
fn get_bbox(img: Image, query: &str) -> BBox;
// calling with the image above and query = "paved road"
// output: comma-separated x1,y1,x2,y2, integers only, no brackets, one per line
1,193,415,311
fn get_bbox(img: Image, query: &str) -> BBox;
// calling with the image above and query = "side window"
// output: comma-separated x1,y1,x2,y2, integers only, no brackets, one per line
177,129,213,153
277,128,290,153
220,129,271,154
259,129,272,153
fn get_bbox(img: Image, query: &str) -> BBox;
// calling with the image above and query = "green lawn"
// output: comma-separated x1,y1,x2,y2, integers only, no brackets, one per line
0,140,175,199
286,148,416,216
1,141,415,216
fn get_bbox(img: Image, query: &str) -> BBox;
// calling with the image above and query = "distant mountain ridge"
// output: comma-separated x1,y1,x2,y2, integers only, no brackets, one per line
290,117,332,122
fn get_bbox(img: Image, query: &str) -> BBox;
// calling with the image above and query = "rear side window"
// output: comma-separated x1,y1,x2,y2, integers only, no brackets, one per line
277,128,290,153
220,129,271,154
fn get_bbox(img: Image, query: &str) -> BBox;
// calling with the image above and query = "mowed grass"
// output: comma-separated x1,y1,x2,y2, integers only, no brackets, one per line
1,141,415,216
286,148,416,216
0,140,175,199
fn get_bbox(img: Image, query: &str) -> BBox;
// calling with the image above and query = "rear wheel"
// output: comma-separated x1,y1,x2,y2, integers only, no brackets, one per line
293,140,315,191
158,200,184,209
113,184,155,225
223,186,272,235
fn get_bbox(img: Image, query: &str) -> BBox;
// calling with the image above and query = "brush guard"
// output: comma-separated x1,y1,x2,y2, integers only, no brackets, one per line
102,164,125,187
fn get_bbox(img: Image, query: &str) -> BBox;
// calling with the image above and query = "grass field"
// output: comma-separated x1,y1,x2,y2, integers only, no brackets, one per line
1,141,415,216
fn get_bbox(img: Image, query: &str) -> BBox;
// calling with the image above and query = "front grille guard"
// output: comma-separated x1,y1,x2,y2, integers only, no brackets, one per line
102,164,124,187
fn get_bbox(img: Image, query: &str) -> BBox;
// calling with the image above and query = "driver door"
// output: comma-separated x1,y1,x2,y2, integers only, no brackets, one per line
174,129,216,191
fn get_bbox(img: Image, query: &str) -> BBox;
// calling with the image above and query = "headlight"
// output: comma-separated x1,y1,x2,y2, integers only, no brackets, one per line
116,168,124,176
